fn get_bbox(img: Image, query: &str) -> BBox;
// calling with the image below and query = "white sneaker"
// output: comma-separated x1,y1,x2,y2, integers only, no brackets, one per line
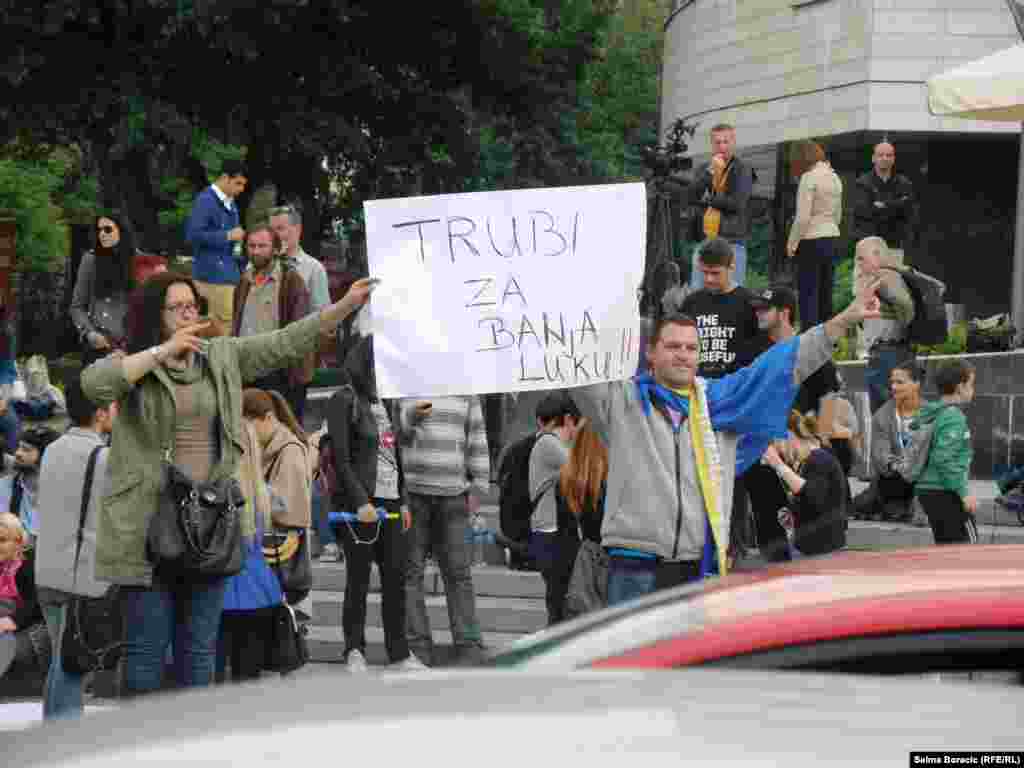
345,649,369,672
391,653,429,672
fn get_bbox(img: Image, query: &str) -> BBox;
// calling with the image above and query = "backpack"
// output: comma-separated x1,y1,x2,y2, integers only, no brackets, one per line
883,266,947,346
499,433,559,544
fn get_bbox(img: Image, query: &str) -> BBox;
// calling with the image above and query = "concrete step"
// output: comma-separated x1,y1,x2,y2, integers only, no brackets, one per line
845,519,1024,550
312,562,545,599
848,479,1023,528
306,626,525,666
311,590,547,636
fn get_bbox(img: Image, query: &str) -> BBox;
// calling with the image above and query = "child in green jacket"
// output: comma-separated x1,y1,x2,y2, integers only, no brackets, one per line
914,360,977,544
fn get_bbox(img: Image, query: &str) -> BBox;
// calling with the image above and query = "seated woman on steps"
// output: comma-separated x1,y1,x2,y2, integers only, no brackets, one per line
761,411,848,559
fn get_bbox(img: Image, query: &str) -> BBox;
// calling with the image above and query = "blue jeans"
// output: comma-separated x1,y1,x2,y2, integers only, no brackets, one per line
42,602,85,721
606,557,657,607
867,344,914,414
690,240,747,290
120,577,227,696
312,480,335,548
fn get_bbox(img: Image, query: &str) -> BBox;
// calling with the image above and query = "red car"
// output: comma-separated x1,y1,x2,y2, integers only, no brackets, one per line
487,545,1024,681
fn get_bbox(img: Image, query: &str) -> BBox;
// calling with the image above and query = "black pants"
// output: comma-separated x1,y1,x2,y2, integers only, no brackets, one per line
529,531,580,626
728,487,751,559
216,607,276,683
794,237,836,330
742,464,790,562
251,372,307,424
918,490,978,545
335,498,409,663
878,474,915,519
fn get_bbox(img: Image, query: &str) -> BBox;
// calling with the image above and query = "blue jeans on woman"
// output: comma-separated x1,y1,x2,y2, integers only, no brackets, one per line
312,480,335,550
120,577,227,696
41,602,85,720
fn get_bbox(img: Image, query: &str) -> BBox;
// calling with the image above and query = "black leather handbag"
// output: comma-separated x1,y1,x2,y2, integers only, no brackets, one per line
262,526,312,604
62,446,124,675
146,462,245,580
266,603,309,673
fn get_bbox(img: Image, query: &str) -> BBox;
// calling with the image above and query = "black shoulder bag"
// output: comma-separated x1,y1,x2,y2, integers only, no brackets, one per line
146,448,245,580
62,446,125,676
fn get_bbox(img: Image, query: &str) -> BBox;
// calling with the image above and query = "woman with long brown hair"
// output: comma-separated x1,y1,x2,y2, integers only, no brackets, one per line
553,418,607,623
787,140,843,329
558,419,607,544
243,389,312,604
216,420,284,682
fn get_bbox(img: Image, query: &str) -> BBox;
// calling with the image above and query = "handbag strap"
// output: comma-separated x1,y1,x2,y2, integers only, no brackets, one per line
71,445,104,586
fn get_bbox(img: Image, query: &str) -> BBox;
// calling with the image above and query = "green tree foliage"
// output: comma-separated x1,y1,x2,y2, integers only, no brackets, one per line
0,153,70,271
745,218,773,293
832,254,855,315
577,0,663,179
0,1,663,256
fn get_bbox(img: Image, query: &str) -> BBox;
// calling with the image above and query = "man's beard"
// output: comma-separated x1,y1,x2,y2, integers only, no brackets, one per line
14,461,37,476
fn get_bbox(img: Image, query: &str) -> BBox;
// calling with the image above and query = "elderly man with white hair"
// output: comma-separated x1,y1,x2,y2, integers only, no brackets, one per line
856,236,915,413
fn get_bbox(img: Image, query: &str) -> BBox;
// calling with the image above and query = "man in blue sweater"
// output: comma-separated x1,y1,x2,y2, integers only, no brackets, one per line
185,160,248,334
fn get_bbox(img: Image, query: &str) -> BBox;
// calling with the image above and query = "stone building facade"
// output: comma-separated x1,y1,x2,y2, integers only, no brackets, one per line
663,0,1021,315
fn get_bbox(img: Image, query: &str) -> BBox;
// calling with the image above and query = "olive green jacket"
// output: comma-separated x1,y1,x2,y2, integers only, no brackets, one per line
81,312,322,586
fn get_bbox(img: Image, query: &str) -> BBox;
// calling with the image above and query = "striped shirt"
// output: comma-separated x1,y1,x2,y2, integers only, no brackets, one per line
399,396,490,497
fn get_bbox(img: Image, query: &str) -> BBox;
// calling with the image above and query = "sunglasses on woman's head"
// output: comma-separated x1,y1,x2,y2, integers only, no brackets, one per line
98,225,116,234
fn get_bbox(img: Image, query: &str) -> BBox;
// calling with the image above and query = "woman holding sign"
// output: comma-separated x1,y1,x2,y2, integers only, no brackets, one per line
326,335,424,672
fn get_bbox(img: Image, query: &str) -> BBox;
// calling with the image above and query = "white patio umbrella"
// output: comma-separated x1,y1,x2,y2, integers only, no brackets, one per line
927,43,1024,339
927,44,1024,121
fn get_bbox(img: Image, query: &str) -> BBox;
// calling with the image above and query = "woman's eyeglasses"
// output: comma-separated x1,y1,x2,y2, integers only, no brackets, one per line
164,302,199,316
98,225,116,234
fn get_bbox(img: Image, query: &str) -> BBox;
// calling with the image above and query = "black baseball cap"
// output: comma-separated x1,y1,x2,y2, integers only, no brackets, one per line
750,285,798,320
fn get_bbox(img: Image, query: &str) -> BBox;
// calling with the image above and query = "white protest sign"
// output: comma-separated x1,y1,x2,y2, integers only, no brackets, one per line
364,183,646,398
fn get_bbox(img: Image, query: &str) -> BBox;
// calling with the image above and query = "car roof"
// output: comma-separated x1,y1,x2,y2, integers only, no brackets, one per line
12,669,1023,766
492,545,1024,670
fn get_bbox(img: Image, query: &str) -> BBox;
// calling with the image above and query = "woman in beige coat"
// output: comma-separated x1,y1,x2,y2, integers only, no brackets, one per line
244,389,311,603
787,140,843,329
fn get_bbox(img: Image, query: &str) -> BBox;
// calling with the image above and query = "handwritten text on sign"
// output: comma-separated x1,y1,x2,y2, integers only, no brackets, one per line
364,183,646,398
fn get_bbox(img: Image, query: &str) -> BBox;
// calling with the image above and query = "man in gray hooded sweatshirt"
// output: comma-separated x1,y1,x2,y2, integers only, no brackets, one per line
572,282,881,605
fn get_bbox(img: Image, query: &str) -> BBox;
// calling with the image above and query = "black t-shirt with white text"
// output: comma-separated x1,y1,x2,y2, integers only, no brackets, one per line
681,287,760,379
